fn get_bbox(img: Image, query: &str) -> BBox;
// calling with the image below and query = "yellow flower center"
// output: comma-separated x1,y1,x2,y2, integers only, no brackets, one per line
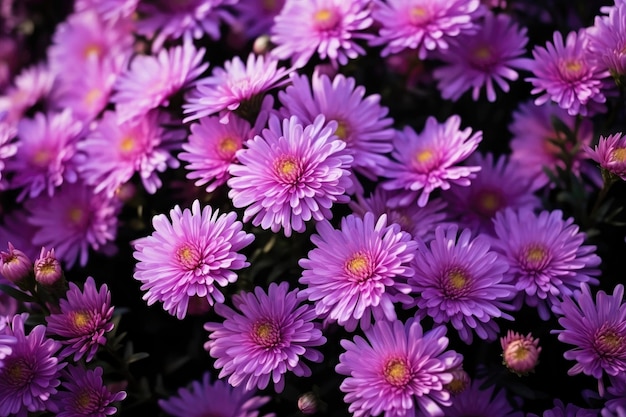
611,148,626,163
559,59,585,79
334,120,350,141
68,207,85,226
119,136,135,154
409,6,430,24
176,245,202,271
31,148,52,167
84,88,102,106
219,137,239,155
274,155,301,184
84,44,101,59
416,149,433,163
475,190,503,218
383,357,411,387
71,310,91,331
252,319,281,348
345,252,373,282
448,269,467,290
313,8,339,30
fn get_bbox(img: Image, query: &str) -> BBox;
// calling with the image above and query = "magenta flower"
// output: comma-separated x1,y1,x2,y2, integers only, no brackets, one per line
159,372,273,417
53,365,126,417
584,133,626,181
381,115,482,207
278,71,394,180
179,114,252,192
433,11,530,102
586,3,626,76
438,377,524,416
76,110,183,196
45,277,114,362
133,199,254,319
336,318,463,417
233,0,286,39
228,114,353,237
410,225,514,344
0,63,55,126
0,332,14,371
299,212,417,332
492,208,601,320
0,123,17,187
526,29,610,116
204,281,326,392
183,53,291,124
369,0,483,58
74,0,139,22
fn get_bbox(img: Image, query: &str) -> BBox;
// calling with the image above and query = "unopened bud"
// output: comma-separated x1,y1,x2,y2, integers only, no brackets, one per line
501,330,541,375
298,392,318,415
253,35,271,55
445,367,470,395
0,243,34,289
34,247,63,286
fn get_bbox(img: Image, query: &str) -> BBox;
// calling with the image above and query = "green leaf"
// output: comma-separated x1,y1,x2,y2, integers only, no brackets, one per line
126,352,149,364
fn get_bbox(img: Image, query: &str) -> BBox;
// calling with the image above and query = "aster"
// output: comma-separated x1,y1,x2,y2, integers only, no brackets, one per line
0,332,15,371
233,0,286,39
159,372,273,417
5,109,83,202
179,114,252,193
228,114,353,237
500,330,541,375
381,115,482,207
112,38,208,123
603,374,626,417
299,212,417,332
442,152,541,236
270,0,373,68
336,318,463,417
369,0,483,58
133,199,254,319
0,314,64,417
433,11,530,102
0,122,16,186
554,284,626,394
76,110,184,196
24,181,122,268
183,53,291,124
492,208,601,320
410,225,514,344
74,0,139,22
435,377,524,416
526,29,610,117
45,277,114,362
278,71,394,181
529,399,600,417
586,3,626,76
0,63,55,126
204,281,326,393
584,133,626,181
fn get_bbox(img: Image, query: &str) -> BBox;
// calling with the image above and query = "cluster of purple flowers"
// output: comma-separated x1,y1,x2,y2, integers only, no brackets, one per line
2,0,626,416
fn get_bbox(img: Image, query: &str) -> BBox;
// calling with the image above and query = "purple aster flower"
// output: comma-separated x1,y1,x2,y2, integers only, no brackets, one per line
74,0,139,22
529,399,599,417
204,281,326,392
278,71,394,180
0,63,55,126
53,365,126,417
526,29,610,116
228,114,353,237
24,181,121,268
433,11,530,102
409,225,514,344
369,0,483,58
183,53,291,124
0,122,16,187
5,109,83,202
45,277,114,362
179,114,252,193
586,3,626,76
436,377,524,417
0,314,64,417
381,115,482,207
584,133,626,181
554,284,626,394
442,152,541,235
233,0,286,39
270,0,373,68
159,372,273,417
112,38,208,123
336,318,463,417
492,208,601,320
76,110,183,196
349,186,450,242
299,212,417,332
0,331,15,371
136,0,237,51
133,199,254,319
603,374,626,417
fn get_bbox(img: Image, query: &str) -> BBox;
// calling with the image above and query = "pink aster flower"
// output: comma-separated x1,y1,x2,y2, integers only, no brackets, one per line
369,0,483,58
204,281,326,393
45,277,114,362
492,208,601,320
436,377,524,417
183,53,291,124
0,63,55,127
278,71,394,180
586,3,626,76
5,110,83,202
299,212,417,332
76,110,183,196
74,0,139,22
112,38,208,123
53,365,126,417
433,11,530,102
442,152,541,236
500,330,542,375
336,318,463,417
270,0,373,68
526,29,611,116
0,314,64,417
409,225,514,344
584,133,626,181
133,199,254,319
228,114,353,237
179,114,252,192
159,372,273,417
0,122,16,186
554,284,626,395
381,115,482,207
24,181,121,268
233,0,286,39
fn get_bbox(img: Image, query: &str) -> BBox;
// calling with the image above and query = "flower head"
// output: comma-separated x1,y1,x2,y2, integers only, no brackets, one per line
529,399,599,417
500,330,542,375
586,3,626,76
0,243,33,288
34,247,64,288
584,133,626,181
299,212,417,331
0,64,55,126
204,282,326,392
233,0,286,39
438,377,525,416
336,318,463,417
228,114,353,237
74,0,139,23
603,374,626,417
133,200,254,319
0,123,17,186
